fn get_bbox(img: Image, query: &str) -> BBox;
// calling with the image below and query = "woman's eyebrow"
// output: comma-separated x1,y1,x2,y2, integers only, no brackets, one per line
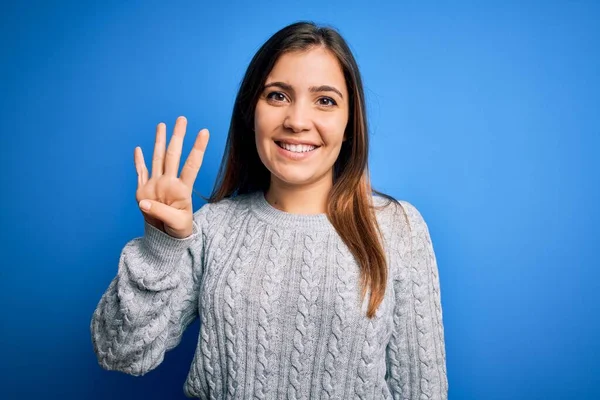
263,81,344,99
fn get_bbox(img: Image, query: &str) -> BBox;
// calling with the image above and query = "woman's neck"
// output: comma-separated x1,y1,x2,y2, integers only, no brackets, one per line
265,175,332,215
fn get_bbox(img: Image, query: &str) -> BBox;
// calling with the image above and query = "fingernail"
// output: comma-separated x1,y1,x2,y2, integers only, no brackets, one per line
139,200,151,210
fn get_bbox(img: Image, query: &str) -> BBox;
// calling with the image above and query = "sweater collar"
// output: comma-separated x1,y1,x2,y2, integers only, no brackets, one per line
249,191,335,231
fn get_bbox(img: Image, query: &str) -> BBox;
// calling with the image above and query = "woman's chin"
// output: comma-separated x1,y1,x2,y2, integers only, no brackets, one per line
277,176,314,187
270,170,317,187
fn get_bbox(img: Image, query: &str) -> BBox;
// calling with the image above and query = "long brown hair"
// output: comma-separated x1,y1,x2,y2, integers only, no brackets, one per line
205,21,398,318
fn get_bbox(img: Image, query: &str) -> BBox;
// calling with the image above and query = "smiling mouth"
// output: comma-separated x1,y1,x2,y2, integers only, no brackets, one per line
275,141,320,153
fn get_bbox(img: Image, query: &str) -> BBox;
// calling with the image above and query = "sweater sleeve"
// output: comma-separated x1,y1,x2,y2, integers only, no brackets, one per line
90,207,208,376
385,201,448,399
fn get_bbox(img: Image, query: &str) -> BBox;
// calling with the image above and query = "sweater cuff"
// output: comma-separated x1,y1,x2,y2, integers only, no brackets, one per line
141,220,200,269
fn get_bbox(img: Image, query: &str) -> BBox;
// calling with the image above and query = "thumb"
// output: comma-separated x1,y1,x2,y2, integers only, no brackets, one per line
138,199,176,222
139,199,152,211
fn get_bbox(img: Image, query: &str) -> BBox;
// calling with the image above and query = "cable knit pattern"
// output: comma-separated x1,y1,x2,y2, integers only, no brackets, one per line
287,232,324,399
91,206,204,377
356,317,378,399
194,202,249,399
402,201,448,399
90,191,448,399
384,205,412,400
222,212,261,397
321,238,355,399
254,227,289,399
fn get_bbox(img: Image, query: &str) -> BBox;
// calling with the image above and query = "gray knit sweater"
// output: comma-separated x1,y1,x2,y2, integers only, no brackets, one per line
91,191,448,399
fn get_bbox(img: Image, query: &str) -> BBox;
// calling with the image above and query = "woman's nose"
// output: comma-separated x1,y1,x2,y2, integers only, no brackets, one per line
283,102,312,133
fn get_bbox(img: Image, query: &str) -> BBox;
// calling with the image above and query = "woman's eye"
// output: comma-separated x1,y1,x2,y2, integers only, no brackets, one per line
267,92,286,102
319,97,337,107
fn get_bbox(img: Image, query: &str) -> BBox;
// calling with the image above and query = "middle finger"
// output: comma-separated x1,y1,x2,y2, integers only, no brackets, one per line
164,116,188,177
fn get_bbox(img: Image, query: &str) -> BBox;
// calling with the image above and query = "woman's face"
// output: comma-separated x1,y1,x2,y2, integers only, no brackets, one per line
254,46,349,190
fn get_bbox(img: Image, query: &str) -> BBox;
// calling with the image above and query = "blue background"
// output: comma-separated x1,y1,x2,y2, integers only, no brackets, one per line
1,1,598,399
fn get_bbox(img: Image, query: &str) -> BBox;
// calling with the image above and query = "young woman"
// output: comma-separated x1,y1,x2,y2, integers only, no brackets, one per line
91,21,448,399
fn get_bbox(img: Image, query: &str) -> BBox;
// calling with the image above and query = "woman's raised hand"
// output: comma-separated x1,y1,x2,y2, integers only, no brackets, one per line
134,116,209,239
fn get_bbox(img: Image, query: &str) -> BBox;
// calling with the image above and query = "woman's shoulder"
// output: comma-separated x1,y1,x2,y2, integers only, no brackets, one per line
371,192,432,250
372,192,403,224
372,192,426,227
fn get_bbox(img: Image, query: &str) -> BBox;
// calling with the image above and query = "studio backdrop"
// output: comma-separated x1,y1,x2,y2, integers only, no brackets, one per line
1,1,598,399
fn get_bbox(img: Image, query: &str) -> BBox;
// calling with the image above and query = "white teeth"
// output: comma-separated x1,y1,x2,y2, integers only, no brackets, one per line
280,142,316,153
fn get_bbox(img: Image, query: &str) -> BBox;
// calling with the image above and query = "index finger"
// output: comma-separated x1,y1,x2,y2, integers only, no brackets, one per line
180,128,210,189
